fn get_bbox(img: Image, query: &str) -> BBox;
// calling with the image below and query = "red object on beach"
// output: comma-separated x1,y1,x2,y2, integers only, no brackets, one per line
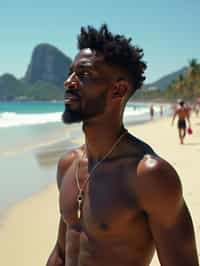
187,127,193,135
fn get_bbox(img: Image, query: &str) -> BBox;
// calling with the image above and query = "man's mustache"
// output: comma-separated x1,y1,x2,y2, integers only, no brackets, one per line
64,89,80,98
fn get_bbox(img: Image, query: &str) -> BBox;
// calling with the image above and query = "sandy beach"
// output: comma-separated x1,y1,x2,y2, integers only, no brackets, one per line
0,114,200,265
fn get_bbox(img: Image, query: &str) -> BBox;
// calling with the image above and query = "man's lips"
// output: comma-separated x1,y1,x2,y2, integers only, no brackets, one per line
64,93,80,103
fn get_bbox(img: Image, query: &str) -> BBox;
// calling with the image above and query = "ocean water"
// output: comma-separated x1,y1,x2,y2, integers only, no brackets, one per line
0,101,168,215
0,101,76,155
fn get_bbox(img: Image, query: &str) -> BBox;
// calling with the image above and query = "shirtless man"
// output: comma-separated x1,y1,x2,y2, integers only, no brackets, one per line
47,25,199,266
172,100,191,144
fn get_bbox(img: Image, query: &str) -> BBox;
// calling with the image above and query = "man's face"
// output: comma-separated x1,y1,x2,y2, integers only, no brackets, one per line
62,48,114,124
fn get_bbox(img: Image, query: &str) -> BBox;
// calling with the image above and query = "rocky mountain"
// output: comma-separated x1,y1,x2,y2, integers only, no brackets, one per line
24,43,72,87
0,44,72,100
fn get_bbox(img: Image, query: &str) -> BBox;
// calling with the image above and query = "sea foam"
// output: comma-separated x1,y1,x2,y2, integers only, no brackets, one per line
0,104,159,128
0,112,62,128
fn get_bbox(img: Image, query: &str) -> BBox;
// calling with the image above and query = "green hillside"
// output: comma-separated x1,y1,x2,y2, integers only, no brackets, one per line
26,81,63,101
0,74,26,100
134,59,200,101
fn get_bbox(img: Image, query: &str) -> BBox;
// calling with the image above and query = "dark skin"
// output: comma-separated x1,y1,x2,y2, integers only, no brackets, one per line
47,49,199,266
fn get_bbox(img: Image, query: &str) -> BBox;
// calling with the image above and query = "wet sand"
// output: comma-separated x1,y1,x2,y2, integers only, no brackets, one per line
0,115,200,265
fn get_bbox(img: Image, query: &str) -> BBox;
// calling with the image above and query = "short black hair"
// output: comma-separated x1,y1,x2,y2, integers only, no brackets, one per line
77,24,147,94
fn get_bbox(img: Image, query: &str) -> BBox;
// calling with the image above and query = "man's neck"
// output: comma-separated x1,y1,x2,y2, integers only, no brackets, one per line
82,116,125,162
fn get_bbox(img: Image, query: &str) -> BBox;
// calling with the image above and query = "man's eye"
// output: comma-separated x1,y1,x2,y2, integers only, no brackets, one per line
78,71,89,78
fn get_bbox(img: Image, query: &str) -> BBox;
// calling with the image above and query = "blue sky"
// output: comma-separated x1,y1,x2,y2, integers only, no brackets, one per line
0,0,199,83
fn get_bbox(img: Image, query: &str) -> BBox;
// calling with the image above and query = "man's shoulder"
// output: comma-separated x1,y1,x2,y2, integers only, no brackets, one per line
127,133,155,156
58,146,80,167
56,145,83,188
135,154,182,213
136,154,182,191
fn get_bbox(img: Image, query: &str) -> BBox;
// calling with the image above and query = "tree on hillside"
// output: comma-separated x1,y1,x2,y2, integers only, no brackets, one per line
188,58,200,80
164,59,200,100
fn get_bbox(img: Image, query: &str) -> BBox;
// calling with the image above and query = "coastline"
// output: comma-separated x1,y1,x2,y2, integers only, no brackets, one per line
1,114,200,265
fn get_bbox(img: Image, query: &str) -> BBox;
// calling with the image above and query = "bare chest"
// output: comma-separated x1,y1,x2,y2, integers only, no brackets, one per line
59,160,140,238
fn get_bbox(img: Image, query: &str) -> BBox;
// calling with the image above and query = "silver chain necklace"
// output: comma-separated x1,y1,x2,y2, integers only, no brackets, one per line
75,129,128,219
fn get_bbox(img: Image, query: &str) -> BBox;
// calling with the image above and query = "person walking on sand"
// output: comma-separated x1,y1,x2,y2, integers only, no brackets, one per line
47,24,199,266
150,104,154,120
172,100,191,144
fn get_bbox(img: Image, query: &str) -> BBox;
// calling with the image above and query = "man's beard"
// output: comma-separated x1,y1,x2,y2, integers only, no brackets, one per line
62,90,107,124
62,104,82,124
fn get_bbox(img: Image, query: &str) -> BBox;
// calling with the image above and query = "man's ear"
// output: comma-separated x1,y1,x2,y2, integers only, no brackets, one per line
112,80,129,99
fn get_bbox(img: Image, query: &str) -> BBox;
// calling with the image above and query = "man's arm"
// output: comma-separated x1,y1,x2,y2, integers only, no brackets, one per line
46,217,66,266
46,154,72,266
171,110,177,126
136,155,199,266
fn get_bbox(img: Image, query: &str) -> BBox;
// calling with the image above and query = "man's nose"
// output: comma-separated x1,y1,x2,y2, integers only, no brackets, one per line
64,72,79,89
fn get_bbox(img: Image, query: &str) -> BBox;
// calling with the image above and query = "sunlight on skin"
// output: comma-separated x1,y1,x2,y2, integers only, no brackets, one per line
144,154,157,168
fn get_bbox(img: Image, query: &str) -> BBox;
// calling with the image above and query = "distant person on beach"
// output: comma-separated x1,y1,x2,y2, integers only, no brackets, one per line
194,104,200,117
172,100,191,144
47,25,199,266
160,104,163,117
150,104,154,119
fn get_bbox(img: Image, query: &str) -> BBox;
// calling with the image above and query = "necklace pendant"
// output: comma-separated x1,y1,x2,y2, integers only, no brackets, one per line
77,192,84,219
77,208,81,219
